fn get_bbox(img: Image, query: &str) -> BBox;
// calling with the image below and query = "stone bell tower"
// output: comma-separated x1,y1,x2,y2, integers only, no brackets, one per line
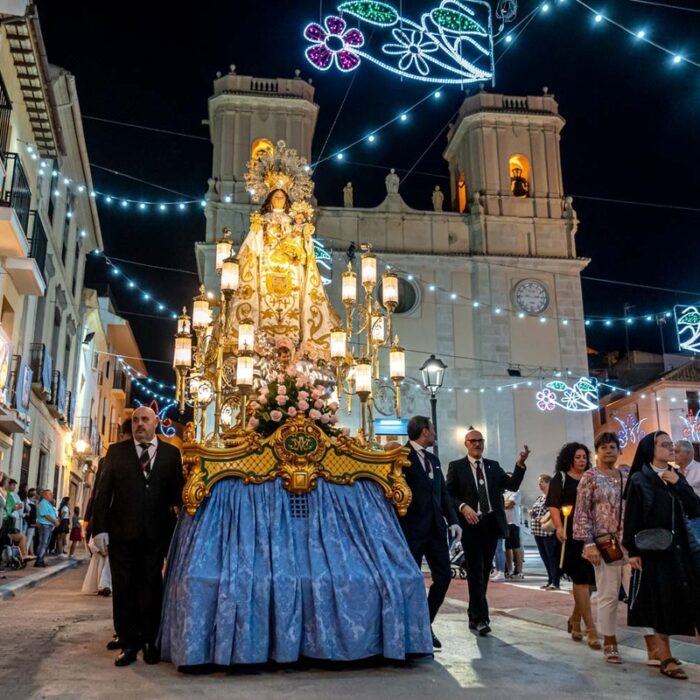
443,89,578,259
196,66,319,289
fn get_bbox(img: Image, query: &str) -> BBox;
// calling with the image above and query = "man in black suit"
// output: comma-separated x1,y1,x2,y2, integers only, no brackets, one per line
92,406,184,667
446,429,529,636
400,416,461,650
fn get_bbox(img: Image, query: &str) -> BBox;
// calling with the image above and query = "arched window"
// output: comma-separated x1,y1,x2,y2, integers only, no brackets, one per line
251,138,273,161
457,173,467,213
509,154,530,198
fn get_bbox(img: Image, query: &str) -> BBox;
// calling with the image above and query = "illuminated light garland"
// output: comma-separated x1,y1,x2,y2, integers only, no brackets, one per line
614,413,647,449
568,0,700,69
674,305,700,353
303,1,512,84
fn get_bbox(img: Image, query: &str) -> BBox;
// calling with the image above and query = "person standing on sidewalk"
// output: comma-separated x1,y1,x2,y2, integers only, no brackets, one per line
35,490,59,568
530,475,559,590
574,432,633,664
400,415,461,650
546,443,598,649
504,484,524,578
447,430,529,637
24,488,38,555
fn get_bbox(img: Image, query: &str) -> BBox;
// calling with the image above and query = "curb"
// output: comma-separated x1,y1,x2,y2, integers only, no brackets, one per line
0,558,82,600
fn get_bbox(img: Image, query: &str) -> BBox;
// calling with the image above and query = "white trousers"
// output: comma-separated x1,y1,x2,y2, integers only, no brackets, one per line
593,559,631,637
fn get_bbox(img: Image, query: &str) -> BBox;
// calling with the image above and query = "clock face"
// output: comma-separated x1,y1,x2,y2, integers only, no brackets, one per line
513,279,549,315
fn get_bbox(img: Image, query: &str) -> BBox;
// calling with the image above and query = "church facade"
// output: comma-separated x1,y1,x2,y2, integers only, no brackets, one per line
196,69,592,502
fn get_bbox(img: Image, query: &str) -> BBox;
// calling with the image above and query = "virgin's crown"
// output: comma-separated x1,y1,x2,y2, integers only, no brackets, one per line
245,140,314,204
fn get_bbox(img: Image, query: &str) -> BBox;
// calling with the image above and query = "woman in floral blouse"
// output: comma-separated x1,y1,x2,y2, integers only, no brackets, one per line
574,431,630,664
530,475,559,590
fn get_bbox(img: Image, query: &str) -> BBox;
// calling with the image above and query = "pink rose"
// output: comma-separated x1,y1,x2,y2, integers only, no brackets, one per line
330,414,339,424
341,427,351,436
276,395,288,406
320,413,330,424
295,376,307,388
277,374,285,383
314,399,324,409
248,401,260,411
286,366,297,377
259,384,268,394
288,407,297,417
258,396,268,406
311,388,322,400
309,409,322,420
298,390,309,401
298,400,309,411
247,417,260,429
277,385,287,395
329,401,339,412
270,410,283,422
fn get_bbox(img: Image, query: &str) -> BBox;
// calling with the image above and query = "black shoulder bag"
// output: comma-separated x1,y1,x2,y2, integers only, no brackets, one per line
634,478,674,552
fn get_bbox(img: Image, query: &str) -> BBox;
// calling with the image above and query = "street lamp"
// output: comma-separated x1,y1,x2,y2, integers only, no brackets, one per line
420,354,447,457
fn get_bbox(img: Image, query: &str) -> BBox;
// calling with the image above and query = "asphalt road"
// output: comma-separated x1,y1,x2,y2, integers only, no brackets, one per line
1,565,698,700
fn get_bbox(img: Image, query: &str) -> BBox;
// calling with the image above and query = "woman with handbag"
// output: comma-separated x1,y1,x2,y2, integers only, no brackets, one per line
624,431,700,681
573,432,630,664
546,442,598,648
530,475,559,590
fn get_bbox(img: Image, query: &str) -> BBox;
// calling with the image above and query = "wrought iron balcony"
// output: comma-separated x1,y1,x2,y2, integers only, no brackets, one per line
30,343,53,400
0,152,30,236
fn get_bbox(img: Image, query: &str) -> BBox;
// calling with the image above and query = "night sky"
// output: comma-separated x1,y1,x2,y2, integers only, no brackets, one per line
35,0,700,391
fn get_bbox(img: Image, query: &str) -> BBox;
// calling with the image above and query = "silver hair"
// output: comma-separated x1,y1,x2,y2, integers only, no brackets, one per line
675,439,693,453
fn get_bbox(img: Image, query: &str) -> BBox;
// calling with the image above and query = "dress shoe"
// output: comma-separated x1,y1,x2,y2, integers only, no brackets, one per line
476,622,491,637
430,628,442,650
34,561,46,568
468,621,477,630
115,648,139,667
142,642,161,665
106,636,122,651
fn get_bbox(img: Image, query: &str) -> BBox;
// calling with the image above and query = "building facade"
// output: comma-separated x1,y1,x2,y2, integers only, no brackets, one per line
0,7,102,501
195,68,594,504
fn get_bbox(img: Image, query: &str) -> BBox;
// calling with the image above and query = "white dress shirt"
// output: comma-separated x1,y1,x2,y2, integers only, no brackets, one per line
409,440,433,479
683,459,700,497
467,455,492,514
504,489,521,525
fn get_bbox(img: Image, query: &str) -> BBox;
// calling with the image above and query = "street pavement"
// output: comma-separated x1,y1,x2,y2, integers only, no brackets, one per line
0,556,698,700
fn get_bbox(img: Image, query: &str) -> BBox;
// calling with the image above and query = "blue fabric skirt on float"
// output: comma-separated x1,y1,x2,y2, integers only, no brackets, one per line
159,478,432,667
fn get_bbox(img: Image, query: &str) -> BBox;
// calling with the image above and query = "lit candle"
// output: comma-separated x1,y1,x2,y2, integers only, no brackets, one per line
221,257,240,292
238,321,255,351
192,287,210,330
342,269,357,303
173,335,192,368
355,359,372,394
361,253,377,287
215,234,233,273
236,354,255,387
330,327,347,360
389,345,405,380
371,312,386,344
382,272,399,308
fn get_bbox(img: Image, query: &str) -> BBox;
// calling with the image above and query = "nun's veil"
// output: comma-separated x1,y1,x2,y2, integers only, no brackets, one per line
626,430,668,496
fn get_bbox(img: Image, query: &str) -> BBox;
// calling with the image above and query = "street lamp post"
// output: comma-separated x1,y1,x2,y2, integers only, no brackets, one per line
420,354,447,458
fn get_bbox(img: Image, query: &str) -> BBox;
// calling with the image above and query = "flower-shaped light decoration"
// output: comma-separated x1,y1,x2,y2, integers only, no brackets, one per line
383,28,438,76
304,16,365,72
536,389,556,412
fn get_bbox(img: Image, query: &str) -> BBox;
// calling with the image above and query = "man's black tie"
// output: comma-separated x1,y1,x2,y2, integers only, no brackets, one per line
139,443,152,476
474,460,490,514
419,448,432,477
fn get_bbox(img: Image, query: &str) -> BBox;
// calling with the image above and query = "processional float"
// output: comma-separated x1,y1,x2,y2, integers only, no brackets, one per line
160,141,431,667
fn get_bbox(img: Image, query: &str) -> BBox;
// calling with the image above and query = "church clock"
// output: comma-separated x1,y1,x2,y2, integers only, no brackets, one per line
512,279,549,315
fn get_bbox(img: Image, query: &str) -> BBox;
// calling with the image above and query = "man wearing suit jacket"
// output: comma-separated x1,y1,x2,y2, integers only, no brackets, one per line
446,429,529,636
400,416,461,650
92,406,184,667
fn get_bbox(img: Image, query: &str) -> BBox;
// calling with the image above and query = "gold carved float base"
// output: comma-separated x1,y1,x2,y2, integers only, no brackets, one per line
182,417,411,516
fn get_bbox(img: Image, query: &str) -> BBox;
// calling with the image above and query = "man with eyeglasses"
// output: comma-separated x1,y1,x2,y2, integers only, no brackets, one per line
446,429,529,636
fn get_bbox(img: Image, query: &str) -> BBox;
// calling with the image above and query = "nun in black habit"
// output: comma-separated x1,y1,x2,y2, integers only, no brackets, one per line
623,430,700,679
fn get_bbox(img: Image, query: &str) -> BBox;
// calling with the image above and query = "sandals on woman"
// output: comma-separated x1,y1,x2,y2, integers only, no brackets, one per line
586,629,601,650
567,617,583,642
603,645,623,664
659,658,687,680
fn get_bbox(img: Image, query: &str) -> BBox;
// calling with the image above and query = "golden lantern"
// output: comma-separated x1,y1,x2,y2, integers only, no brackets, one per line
238,320,255,351
236,354,255,388
177,307,191,336
389,341,405,417
330,327,347,360
342,267,357,304
355,358,372,395
173,335,192,369
192,285,211,331
361,252,377,289
215,229,233,273
382,273,399,310
221,256,240,292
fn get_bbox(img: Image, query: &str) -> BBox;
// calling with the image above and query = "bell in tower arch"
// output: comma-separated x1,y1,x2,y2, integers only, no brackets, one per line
510,167,529,198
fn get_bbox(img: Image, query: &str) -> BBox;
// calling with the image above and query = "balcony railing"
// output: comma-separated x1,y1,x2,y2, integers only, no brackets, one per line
113,370,127,392
0,74,11,165
29,343,53,398
27,210,48,275
1,152,31,235
74,416,102,456
49,370,66,419
60,389,75,427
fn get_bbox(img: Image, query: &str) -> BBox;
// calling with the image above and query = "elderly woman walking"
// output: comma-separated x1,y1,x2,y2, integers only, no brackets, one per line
624,431,700,680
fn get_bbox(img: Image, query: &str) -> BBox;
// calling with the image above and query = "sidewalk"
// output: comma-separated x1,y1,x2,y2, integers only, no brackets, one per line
442,546,700,664
0,555,84,600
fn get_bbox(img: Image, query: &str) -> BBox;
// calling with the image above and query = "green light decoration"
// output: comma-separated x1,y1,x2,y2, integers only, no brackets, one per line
304,1,517,84
338,1,399,26
675,304,700,354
